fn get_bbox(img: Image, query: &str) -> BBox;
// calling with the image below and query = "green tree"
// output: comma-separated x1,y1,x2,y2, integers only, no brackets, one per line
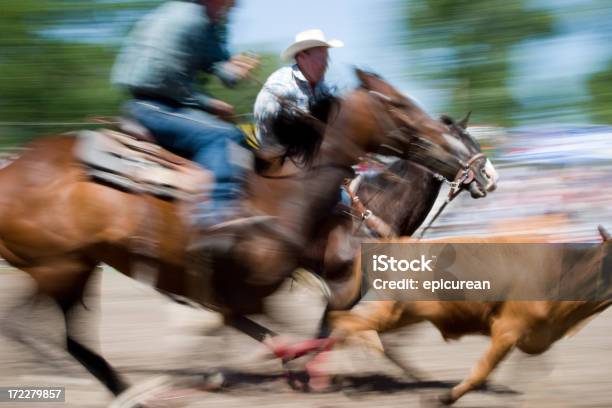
0,1,279,144
588,63,612,124
405,0,555,126
585,0,612,124
0,1,158,142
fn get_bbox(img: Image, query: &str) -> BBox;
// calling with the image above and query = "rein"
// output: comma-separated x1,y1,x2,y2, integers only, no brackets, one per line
258,162,354,180
260,86,486,238
416,152,485,239
416,171,468,240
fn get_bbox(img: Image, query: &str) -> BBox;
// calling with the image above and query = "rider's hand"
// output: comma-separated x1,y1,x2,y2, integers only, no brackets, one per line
227,53,260,80
208,99,235,119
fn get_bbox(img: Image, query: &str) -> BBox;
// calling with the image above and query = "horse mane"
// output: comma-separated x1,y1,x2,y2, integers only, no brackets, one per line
271,92,338,167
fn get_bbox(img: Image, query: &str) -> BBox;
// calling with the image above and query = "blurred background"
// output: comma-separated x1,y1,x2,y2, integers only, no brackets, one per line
2,3,612,407
2,0,612,234
3,0,612,137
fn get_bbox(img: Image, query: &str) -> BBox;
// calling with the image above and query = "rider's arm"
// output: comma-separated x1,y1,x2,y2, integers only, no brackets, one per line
212,62,241,87
193,92,221,112
210,22,240,87
213,53,260,88
204,21,259,88
189,93,233,118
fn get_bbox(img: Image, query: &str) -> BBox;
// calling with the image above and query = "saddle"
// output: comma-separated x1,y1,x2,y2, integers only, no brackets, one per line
75,118,212,201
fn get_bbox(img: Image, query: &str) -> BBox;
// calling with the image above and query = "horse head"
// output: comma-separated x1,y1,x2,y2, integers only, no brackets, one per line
353,68,497,198
440,112,498,197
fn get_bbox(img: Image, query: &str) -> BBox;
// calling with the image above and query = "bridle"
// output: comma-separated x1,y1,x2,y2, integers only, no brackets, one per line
437,152,487,195
258,161,354,180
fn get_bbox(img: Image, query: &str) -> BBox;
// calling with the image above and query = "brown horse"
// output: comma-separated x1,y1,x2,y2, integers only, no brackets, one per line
302,113,497,348
0,70,493,397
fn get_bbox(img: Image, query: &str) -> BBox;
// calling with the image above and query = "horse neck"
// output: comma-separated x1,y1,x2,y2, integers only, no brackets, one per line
248,166,354,249
357,160,443,237
394,162,443,236
248,101,372,243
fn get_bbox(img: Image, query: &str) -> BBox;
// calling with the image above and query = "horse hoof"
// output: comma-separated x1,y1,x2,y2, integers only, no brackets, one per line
308,374,331,392
109,372,224,408
199,370,226,390
306,374,343,393
419,391,455,407
437,391,456,405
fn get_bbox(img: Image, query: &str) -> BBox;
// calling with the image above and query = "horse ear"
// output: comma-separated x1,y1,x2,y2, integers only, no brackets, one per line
355,68,385,90
598,225,611,242
458,111,472,129
440,114,454,126
355,68,371,89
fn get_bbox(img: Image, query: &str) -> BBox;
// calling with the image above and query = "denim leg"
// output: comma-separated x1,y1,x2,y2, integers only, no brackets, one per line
340,186,351,208
124,100,246,212
191,124,244,207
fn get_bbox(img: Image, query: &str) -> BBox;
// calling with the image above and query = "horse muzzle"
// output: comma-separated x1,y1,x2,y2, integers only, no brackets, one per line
483,159,499,192
466,159,498,198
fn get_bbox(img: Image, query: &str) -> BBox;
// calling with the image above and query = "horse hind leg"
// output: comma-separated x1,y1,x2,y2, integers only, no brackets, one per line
64,330,128,396
0,293,68,369
54,265,130,396
378,334,429,382
18,260,129,396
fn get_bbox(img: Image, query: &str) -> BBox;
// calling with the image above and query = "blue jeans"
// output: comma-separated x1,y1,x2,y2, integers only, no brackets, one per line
125,99,247,215
340,185,351,208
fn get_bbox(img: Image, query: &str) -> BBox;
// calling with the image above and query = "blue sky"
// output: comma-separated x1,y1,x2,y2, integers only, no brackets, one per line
48,0,416,101
46,0,612,123
226,0,612,122
228,0,409,92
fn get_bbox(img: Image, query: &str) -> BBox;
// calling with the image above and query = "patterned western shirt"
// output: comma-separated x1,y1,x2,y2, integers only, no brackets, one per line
253,64,331,146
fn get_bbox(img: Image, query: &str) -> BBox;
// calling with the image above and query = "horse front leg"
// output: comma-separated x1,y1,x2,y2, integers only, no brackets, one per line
314,215,364,337
224,313,337,391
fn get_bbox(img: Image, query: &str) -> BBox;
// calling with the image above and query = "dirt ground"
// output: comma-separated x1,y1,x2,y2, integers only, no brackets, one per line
0,265,611,408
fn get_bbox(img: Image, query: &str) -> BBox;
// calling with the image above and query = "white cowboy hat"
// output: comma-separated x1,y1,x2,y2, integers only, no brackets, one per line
281,29,344,61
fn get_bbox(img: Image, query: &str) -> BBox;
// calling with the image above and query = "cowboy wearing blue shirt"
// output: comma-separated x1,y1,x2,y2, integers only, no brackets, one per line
112,0,258,227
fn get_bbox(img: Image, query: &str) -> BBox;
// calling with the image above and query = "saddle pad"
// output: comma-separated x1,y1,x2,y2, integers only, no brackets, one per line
75,129,211,201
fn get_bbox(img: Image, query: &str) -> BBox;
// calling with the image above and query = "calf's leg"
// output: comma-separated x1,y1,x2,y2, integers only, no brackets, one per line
441,318,523,405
